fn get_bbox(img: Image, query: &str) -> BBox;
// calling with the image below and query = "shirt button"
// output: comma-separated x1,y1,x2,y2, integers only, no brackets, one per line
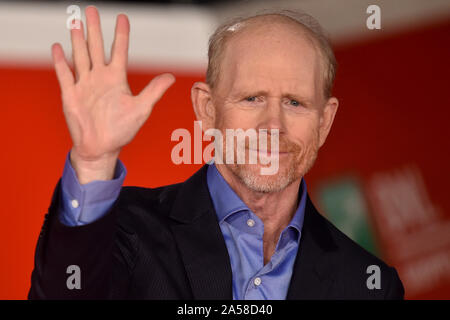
247,219,255,227
253,277,262,286
71,199,79,209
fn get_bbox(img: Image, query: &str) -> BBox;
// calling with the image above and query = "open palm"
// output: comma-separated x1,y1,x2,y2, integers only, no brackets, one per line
52,6,175,162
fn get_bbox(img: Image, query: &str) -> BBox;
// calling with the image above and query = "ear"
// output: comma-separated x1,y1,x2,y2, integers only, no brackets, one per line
191,82,216,132
318,96,339,148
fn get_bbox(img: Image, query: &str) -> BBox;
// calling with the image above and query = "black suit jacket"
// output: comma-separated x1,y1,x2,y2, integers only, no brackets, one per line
29,165,404,299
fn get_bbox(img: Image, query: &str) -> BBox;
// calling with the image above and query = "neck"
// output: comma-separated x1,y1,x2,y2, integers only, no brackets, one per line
215,164,301,263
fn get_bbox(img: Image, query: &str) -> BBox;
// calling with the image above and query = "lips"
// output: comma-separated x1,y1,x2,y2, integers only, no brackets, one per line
247,148,289,156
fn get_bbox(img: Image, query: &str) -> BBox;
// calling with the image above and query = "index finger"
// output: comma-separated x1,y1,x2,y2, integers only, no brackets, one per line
51,43,75,90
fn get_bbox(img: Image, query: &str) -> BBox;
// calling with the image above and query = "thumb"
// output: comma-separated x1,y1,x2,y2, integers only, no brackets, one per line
136,73,175,111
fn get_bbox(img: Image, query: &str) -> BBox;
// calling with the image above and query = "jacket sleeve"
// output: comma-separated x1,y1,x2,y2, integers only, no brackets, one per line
28,179,118,299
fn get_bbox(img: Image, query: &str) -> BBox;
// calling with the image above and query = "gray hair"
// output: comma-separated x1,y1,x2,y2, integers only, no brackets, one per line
206,9,337,98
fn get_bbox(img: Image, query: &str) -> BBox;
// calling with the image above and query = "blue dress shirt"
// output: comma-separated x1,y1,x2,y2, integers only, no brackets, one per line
206,163,306,299
59,152,126,226
59,153,307,299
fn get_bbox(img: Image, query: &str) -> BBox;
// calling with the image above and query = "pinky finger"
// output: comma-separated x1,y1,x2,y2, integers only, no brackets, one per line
51,43,75,90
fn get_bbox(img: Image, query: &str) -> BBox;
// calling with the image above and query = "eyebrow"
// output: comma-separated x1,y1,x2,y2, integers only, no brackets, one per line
231,90,268,99
231,90,314,107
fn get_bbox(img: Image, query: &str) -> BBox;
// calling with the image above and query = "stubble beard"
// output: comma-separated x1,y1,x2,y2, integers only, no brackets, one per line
225,133,320,193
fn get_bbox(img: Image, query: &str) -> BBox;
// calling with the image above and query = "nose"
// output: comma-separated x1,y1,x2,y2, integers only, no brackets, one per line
255,97,285,134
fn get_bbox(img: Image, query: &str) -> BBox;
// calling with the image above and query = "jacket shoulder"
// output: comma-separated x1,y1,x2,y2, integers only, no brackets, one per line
318,211,385,265
314,210,404,299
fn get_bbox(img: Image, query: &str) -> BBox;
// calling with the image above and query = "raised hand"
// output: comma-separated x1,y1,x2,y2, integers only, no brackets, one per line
52,6,175,184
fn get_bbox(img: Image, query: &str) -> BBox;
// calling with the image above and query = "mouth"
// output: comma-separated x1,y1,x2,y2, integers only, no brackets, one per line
247,148,290,157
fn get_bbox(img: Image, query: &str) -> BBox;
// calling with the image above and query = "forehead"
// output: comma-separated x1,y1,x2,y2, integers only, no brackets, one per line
218,18,322,98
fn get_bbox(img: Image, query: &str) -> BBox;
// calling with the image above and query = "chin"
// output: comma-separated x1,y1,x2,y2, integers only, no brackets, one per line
229,162,300,193
227,147,319,193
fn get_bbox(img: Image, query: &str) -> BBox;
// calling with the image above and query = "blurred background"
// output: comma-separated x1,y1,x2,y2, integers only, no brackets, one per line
0,0,449,299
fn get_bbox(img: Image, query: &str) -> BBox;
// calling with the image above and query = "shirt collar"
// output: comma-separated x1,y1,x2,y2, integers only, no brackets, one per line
206,163,307,234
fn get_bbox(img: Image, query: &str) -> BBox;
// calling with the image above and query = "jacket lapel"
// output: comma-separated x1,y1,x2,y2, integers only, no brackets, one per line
168,165,233,299
287,195,338,299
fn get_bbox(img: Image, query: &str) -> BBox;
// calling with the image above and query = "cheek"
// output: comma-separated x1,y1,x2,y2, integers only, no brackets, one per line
215,105,256,130
287,115,321,145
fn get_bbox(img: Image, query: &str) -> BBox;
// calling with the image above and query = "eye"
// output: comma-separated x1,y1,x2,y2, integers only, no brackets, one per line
245,96,257,102
289,99,300,107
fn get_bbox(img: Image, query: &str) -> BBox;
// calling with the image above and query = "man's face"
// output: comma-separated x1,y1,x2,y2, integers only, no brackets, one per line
208,20,335,193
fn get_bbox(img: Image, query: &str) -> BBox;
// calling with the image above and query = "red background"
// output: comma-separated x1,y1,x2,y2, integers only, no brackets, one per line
1,18,449,299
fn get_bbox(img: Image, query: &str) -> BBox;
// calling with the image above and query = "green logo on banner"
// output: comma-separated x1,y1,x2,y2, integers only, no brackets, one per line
317,177,379,256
